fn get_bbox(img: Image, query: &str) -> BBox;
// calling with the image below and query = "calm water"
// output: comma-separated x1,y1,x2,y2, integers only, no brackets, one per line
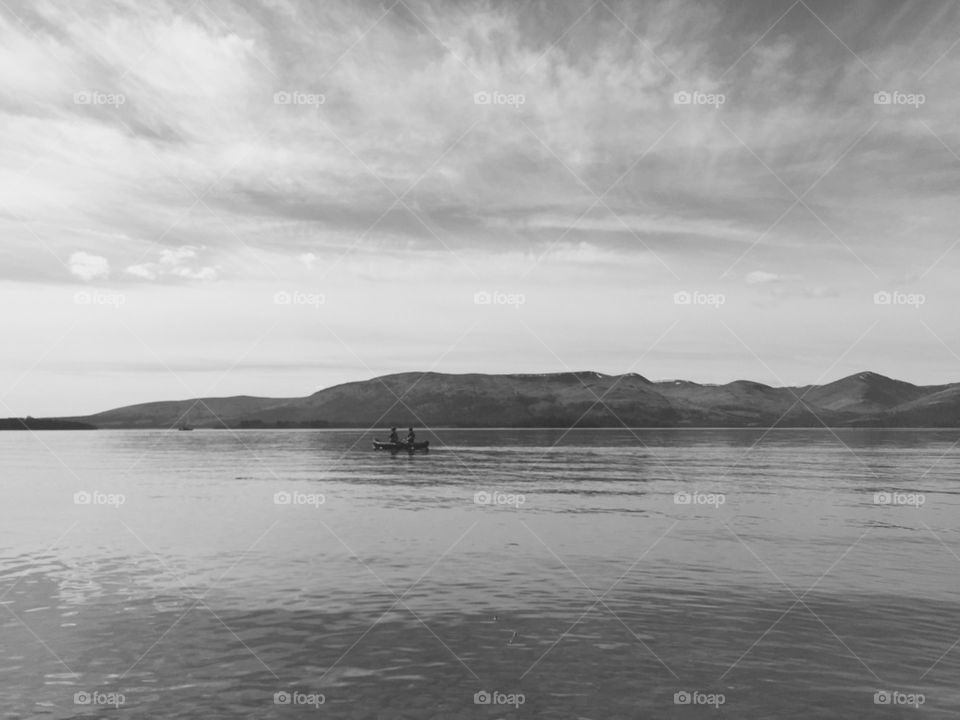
1,429,958,718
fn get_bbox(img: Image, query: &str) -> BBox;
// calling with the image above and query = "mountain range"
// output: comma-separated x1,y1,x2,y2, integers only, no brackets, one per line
34,370,960,429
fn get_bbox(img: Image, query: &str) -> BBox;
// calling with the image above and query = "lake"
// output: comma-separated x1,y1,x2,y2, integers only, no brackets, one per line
1,429,958,718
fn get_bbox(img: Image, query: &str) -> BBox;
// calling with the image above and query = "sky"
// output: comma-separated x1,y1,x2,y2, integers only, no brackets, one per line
2,0,960,416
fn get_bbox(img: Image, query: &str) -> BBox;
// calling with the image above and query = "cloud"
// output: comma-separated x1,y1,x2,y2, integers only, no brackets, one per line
125,245,218,282
2,0,959,285
68,252,110,281
172,266,219,281
746,271,781,285
124,264,158,280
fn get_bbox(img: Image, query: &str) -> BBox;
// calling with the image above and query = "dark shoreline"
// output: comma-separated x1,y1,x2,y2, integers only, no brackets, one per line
0,418,97,431
7,422,960,431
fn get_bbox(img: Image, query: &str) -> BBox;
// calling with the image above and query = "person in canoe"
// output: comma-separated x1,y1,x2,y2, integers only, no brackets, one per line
389,427,399,444
406,427,415,447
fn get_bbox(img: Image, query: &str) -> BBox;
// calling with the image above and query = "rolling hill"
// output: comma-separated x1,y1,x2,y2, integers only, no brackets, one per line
34,370,960,429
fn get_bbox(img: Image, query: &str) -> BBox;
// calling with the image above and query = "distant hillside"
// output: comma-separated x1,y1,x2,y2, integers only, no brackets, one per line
48,370,960,429
73,396,296,430
801,371,933,414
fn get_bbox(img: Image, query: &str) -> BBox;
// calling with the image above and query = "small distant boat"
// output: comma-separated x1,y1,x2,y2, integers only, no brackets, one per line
373,440,429,454
178,425,194,431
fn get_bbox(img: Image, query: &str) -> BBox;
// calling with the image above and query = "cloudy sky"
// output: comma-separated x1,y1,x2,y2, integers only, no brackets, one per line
2,0,960,416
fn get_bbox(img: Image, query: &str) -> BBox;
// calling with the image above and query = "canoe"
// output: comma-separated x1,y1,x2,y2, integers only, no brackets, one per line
373,440,430,453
